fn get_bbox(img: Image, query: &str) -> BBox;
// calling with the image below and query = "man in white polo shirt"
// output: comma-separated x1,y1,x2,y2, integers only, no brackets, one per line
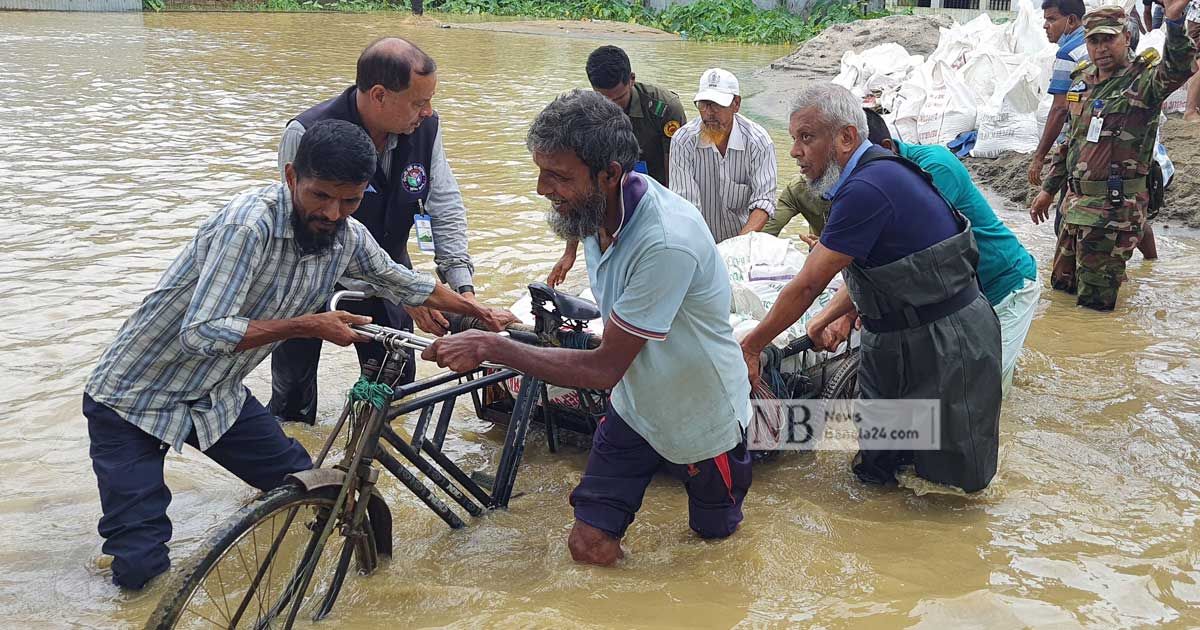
669,68,778,243
424,90,752,566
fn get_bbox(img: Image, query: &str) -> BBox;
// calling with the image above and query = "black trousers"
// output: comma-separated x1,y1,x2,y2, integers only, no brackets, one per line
269,297,416,423
86,392,312,589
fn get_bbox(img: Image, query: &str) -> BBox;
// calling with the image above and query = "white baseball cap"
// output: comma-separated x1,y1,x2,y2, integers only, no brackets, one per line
693,68,739,107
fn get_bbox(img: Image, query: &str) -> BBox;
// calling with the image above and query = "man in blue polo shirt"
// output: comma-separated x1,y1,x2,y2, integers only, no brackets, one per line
1030,0,1088,191
863,110,1038,396
740,83,1002,493
423,90,752,565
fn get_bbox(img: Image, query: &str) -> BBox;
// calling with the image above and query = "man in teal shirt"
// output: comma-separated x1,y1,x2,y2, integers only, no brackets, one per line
865,110,1038,393
775,110,1038,394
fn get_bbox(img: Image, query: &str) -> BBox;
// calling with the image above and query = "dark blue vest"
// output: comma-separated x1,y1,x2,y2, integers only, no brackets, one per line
293,85,438,268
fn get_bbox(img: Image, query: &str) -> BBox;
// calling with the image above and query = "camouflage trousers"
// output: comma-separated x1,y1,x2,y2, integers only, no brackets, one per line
1051,222,1143,311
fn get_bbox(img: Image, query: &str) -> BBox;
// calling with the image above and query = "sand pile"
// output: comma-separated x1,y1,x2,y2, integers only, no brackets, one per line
1155,116,1200,228
750,14,955,120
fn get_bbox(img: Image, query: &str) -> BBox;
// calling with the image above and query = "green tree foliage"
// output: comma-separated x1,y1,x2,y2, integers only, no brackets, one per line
429,0,890,44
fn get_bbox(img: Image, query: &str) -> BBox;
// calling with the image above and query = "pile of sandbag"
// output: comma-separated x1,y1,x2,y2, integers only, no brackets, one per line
833,0,1053,157
834,0,1192,158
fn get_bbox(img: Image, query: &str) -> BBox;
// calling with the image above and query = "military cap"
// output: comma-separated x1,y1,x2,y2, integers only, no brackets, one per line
1084,6,1128,37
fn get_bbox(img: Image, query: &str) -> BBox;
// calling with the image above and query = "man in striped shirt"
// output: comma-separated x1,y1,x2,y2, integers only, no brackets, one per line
84,120,511,590
669,68,778,244
1029,0,1087,189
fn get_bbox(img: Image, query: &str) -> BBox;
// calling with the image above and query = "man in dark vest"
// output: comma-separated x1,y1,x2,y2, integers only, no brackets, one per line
270,37,481,423
739,83,1002,494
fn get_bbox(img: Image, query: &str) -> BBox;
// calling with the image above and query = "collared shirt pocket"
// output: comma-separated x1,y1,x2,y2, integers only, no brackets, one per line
727,182,752,214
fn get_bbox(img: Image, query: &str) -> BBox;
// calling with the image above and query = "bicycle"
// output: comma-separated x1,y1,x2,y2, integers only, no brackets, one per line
144,284,601,630
143,282,834,629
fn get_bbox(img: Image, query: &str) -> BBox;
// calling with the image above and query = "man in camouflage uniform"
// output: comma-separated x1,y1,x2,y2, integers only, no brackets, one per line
1030,2,1196,311
546,45,686,286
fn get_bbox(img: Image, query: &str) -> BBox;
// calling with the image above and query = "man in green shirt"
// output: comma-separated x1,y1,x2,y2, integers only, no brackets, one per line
763,178,828,246
547,45,688,286
585,45,686,187
772,109,1039,395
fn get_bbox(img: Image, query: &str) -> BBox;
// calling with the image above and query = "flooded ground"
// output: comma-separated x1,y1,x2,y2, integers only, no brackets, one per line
1,10,1198,629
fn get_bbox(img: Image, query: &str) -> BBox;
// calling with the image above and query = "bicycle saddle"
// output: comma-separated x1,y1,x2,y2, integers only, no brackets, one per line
528,281,600,321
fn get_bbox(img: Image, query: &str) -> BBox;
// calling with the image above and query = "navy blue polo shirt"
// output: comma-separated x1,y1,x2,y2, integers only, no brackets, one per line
819,142,958,268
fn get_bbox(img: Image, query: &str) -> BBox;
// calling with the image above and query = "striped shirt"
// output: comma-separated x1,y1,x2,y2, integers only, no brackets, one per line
85,183,436,452
668,113,778,244
1048,27,1088,95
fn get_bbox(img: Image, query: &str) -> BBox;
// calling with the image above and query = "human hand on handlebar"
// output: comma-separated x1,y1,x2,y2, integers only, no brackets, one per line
477,307,520,332
808,313,855,351
405,305,450,336
739,340,762,389
422,329,492,372
303,311,372,346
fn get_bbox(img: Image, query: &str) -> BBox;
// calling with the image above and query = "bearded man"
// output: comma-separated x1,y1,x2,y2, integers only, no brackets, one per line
83,120,512,590
738,83,1003,494
423,90,753,566
668,68,777,244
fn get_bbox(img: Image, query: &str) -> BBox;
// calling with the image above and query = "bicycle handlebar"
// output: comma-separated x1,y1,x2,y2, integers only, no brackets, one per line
329,289,813,365
330,289,367,312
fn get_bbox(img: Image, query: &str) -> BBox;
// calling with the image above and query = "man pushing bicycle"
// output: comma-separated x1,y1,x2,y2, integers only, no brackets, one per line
83,119,514,590
423,90,754,565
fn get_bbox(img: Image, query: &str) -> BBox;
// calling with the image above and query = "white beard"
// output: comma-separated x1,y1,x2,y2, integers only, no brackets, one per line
808,160,843,198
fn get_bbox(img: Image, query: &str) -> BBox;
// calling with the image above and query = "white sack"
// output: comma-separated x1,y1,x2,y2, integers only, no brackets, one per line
893,60,978,146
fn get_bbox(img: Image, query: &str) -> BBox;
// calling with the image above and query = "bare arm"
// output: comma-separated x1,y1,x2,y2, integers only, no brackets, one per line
235,311,370,352
740,243,854,356
422,316,647,390
808,284,856,330
738,209,770,235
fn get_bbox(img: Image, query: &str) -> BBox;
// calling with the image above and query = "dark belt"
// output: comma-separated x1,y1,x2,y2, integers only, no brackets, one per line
859,283,981,334
1067,177,1147,196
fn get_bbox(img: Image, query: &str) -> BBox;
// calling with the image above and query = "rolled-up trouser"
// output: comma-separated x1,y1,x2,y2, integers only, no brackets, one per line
269,296,415,423
569,405,751,540
86,391,312,589
994,277,1041,397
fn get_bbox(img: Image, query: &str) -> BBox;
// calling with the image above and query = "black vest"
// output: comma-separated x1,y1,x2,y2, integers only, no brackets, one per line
293,86,438,268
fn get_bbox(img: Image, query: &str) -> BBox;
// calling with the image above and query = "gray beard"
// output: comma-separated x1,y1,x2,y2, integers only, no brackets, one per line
545,185,607,241
808,159,843,198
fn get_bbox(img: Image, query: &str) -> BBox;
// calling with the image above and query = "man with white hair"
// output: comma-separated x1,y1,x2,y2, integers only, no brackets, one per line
738,83,1002,493
668,68,777,243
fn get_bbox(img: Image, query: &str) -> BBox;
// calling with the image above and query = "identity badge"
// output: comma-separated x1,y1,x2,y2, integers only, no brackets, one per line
415,200,435,253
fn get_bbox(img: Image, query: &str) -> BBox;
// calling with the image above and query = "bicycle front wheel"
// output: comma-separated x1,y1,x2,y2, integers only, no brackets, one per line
145,484,352,630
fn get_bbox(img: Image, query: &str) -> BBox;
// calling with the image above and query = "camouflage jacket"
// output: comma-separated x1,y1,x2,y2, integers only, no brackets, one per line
1043,21,1196,230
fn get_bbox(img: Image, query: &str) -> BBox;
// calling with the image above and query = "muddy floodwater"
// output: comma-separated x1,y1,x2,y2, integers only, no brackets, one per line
1,10,1199,629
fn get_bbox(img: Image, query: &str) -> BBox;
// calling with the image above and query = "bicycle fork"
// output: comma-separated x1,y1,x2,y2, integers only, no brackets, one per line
282,358,403,627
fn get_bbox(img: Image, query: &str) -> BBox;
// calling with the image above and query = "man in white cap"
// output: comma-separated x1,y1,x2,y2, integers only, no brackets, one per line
668,68,778,243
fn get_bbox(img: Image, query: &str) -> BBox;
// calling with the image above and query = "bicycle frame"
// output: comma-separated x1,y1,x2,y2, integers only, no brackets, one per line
266,291,549,624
